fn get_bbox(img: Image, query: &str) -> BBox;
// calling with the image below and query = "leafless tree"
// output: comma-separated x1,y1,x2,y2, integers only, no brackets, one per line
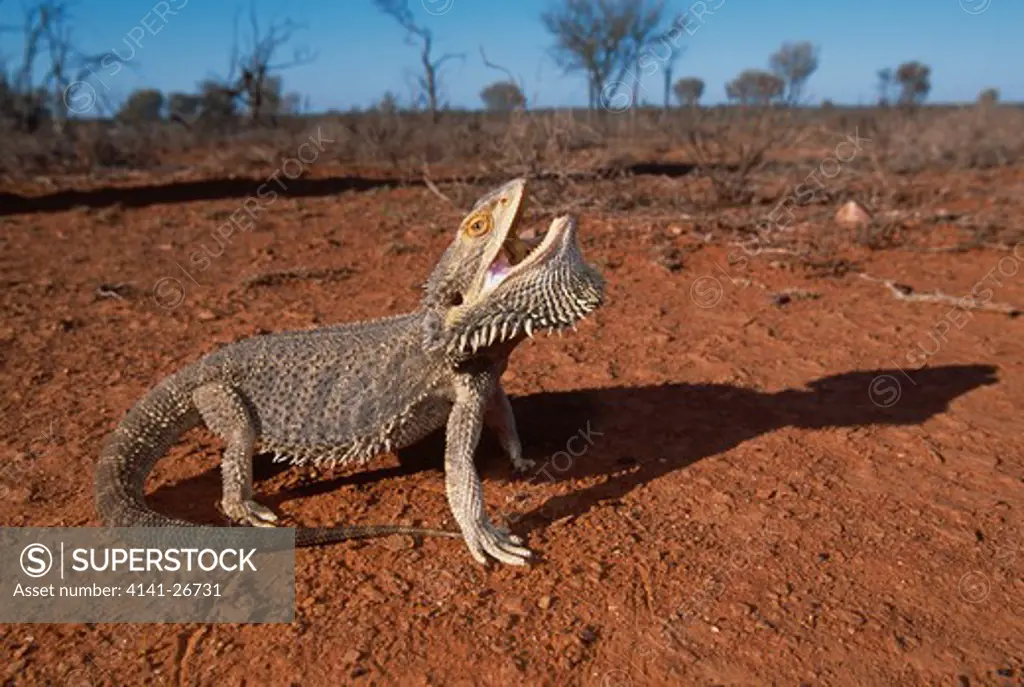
227,6,313,123
652,14,685,110
541,0,612,110
0,1,126,132
672,76,703,107
726,69,784,106
541,0,668,111
171,5,312,128
769,41,818,105
615,0,667,110
374,0,464,123
895,61,930,106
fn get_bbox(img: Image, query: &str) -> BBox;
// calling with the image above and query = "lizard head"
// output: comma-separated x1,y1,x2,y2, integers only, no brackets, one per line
423,178,605,361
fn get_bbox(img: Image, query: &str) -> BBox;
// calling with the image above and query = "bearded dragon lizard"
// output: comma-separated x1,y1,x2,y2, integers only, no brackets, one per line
95,179,604,565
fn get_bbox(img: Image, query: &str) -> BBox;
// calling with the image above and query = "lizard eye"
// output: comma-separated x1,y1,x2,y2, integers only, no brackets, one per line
463,212,493,238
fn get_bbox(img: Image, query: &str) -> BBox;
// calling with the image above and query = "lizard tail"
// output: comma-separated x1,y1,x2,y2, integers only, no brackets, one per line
96,378,460,546
296,525,460,546
95,376,202,530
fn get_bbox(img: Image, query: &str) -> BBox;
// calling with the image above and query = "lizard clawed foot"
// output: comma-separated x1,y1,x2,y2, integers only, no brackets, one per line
222,498,280,528
510,455,536,473
462,518,532,566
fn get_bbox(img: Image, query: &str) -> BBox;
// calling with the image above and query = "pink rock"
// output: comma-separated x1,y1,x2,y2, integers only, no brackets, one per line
835,201,872,228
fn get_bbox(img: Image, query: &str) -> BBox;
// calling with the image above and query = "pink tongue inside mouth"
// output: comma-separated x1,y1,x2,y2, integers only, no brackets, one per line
484,252,511,292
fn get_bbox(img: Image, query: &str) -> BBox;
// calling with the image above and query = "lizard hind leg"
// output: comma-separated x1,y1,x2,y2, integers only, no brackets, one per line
193,383,279,528
486,385,535,473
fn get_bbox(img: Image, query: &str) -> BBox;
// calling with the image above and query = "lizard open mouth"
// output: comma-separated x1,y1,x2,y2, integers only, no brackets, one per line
482,221,558,294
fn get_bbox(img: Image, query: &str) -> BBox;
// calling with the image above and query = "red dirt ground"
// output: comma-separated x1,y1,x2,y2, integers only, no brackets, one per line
1,167,1023,686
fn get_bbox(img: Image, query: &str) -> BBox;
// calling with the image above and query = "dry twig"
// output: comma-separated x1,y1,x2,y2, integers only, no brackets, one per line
422,164,454,206
95,283,133,300
859,273,1021,316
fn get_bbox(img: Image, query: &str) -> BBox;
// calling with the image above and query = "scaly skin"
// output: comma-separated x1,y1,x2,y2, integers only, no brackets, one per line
95,178,605,565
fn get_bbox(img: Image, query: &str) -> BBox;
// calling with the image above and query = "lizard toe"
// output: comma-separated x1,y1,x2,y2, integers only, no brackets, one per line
464,538,489,566
510,456,536,473
481,523,532,565
224,499,280,527
462,520,532,566
483,537,531,566
491,525,525,546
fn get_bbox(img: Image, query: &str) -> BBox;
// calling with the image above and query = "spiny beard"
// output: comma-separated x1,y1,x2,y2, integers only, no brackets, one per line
449,266,604,358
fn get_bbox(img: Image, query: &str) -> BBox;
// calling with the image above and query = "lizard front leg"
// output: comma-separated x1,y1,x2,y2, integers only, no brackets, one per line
485,384,535,473
446,373,533,566
193,383,278,527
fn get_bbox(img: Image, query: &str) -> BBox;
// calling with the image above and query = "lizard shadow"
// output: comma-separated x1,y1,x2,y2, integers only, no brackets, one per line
147,364,996,528
485,363,998,534
339,363,997,532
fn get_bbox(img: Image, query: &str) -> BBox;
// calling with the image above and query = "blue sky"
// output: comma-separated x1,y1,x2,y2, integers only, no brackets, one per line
1,0,1019,110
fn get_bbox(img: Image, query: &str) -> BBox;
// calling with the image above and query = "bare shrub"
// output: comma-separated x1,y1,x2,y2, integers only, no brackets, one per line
358,102,416,169
73,122,162,169
865,106,1024,173
480,82,526,112
117,89,164,124
477,109,606,179
682,106,801,205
